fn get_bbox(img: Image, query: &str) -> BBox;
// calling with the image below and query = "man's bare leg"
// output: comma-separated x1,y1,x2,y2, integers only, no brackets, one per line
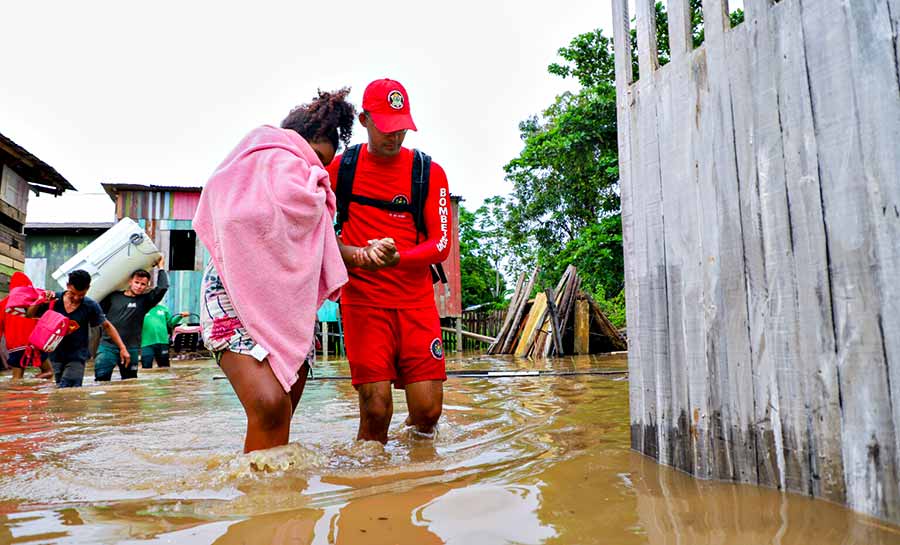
357,381,393,443
404,380,443,436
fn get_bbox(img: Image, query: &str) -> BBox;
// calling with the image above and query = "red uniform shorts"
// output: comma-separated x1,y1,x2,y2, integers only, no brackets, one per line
341,304,447,388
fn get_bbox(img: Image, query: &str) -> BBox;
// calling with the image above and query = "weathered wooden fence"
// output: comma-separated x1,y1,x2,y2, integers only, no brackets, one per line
612,0,900,523
441,309,505,352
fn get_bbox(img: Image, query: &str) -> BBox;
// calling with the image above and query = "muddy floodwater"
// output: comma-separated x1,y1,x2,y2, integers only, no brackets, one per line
0,354,898,544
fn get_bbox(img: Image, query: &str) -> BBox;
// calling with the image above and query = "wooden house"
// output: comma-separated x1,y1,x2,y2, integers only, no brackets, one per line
101,184,463,350
0,132,75,295
101,183,205,315
24,222,114,289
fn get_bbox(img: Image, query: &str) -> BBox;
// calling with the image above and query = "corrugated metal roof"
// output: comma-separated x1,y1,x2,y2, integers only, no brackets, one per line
0,131,76,194
25,222,114,231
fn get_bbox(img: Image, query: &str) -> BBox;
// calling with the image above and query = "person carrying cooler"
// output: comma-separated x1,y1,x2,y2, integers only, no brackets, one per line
96,257,168,381
26,270,130,388
194,88,365,453
140,303,188,368
326,78,452,444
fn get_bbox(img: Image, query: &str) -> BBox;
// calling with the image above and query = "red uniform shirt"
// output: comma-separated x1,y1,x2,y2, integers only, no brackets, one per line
327,145,452,308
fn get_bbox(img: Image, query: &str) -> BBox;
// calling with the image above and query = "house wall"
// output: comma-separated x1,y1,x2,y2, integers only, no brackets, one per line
25,232,99,289
115,191,205,318
116,189,463,320
0,165,31,295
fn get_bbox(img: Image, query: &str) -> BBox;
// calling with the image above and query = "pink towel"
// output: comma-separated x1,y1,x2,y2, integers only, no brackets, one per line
193,125,348,393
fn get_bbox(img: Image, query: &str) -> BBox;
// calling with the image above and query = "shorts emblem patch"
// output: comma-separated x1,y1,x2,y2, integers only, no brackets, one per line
430,338,443,360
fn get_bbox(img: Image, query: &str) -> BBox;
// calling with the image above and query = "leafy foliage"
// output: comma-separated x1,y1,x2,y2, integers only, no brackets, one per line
458,206,506,309
493,26,626,325
460,1,741,327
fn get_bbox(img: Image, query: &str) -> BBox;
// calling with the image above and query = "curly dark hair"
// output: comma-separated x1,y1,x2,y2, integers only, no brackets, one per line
281,87,356,151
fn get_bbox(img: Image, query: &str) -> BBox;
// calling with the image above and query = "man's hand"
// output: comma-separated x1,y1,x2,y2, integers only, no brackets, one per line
156,255,165,268
354,238,399,270
179,311,190,318
120,348,131,366
44,290,56,303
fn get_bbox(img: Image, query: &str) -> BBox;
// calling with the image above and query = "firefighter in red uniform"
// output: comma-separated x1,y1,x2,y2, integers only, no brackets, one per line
327,79,452,444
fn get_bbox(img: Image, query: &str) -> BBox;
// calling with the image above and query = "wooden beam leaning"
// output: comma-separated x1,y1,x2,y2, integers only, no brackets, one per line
574,298,590,355
488,272,524,354
514,292,548,358
667,0,693,60
500,269,538,354
544,288,564,355
635,0,660,79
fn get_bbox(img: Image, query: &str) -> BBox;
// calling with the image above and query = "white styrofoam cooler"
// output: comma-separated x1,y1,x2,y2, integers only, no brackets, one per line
51,218,162,301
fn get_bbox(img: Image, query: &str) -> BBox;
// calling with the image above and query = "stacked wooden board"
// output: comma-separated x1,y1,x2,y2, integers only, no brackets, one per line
487,266,627,357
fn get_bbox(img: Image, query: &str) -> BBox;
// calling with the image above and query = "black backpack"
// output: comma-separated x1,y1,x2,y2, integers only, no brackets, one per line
335,144,448,287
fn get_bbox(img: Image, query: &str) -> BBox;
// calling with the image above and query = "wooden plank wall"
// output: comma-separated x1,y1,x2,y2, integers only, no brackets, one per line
612,0,900,523
117,190,201,221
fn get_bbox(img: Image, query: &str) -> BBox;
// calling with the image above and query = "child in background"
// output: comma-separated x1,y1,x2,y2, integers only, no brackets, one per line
141,303,189,368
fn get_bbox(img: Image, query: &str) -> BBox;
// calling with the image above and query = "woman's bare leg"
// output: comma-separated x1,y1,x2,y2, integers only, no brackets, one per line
219,351,293,453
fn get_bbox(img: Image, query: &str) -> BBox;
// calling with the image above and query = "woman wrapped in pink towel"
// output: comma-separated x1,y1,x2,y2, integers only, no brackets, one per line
194,88,392,453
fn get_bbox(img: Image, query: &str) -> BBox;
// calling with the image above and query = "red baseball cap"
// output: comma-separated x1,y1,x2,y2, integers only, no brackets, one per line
362,79,418,133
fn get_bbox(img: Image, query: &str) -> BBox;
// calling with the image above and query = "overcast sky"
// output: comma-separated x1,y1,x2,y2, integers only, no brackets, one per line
3,0,618,223
6,1,746,224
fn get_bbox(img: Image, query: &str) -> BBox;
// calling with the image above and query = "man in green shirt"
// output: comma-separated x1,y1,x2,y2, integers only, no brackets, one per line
141,303,189,368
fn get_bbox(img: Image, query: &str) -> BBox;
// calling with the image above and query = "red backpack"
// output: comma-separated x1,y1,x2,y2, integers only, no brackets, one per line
5,286,46,316
24,299,78,367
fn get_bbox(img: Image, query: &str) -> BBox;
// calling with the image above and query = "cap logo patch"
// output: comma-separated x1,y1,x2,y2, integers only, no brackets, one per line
387,90,405,110
430,338,443,360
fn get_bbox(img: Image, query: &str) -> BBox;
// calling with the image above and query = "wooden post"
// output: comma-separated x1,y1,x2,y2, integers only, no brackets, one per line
574,299,590,355
514,293,548,358
455,316,463,353
544,288,564,355
322,321,329,359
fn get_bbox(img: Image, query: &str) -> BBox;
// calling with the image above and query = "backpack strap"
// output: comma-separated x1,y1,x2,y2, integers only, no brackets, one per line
410,149,448,290
350,194,414,214
410,149,432,243
335,144,362,234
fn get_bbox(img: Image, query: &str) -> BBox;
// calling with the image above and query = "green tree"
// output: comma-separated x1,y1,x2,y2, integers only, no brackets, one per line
459,206,507,309
496,1,743,328
499,26,625,323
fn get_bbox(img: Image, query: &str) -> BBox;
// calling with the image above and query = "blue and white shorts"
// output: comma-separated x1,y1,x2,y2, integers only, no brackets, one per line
200,261,314,367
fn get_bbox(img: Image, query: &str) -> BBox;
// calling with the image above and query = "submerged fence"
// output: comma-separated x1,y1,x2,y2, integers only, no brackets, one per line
612,0,900,523
441,309,506,352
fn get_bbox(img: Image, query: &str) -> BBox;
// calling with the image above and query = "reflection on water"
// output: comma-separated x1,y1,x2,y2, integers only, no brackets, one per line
0,354,897,544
